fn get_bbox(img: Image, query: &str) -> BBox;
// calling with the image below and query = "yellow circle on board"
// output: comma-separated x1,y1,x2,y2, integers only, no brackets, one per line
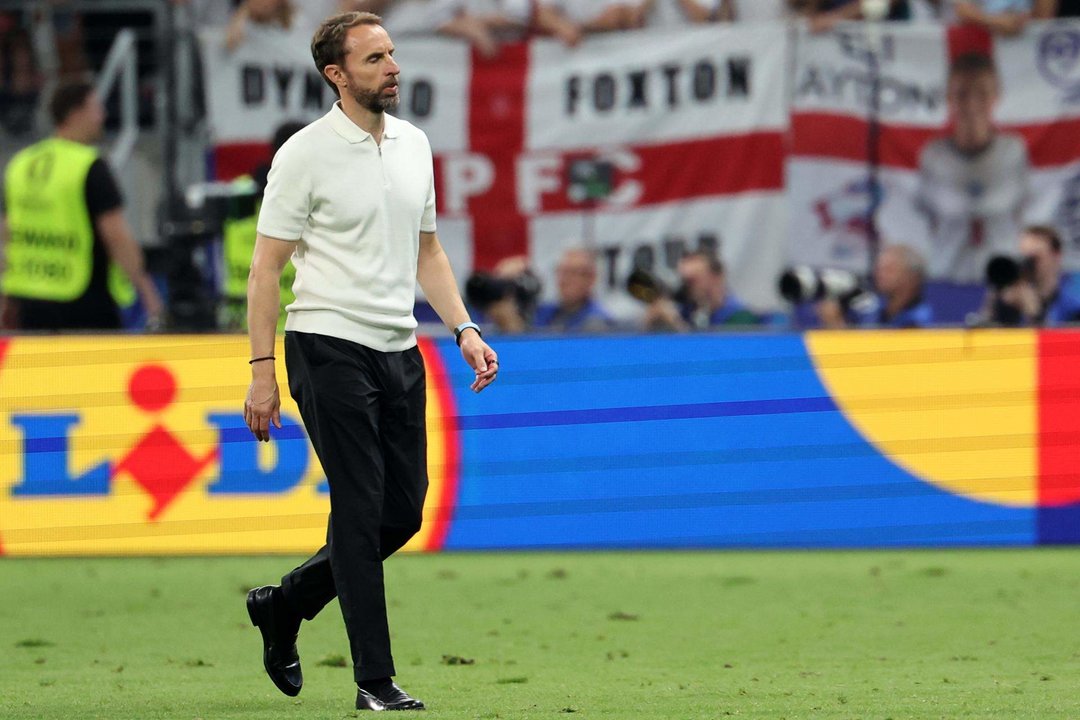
805,329,1038,508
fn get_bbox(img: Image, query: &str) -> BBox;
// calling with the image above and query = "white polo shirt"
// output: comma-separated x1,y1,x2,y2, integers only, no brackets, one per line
257,103,437,352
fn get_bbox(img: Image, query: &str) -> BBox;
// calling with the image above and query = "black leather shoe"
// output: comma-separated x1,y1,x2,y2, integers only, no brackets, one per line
356,682,425,711
246,585,302,697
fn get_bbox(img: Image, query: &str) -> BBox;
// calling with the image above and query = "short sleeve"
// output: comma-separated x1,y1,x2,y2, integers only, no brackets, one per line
421,171,437,234
85,159,124,216
256,138,311,241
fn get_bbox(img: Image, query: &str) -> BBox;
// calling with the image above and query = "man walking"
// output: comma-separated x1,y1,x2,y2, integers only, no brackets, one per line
242,11,498,711
1,79,163,330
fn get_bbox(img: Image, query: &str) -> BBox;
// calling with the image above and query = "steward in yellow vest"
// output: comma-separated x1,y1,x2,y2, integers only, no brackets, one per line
1,79,162,331
219,121,304,331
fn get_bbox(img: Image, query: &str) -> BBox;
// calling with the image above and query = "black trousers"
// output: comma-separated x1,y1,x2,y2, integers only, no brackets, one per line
279,331,428,683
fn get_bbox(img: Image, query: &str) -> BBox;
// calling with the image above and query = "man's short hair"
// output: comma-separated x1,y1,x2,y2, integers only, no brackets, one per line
948,52,998,83
311,11,383,96
49,78,95,127
682,250,724,276
1025,225,1063,254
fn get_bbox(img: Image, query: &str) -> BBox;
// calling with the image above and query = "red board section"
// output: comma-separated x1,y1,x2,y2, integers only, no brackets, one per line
532,132,786,214
467,43,530,270
792,114,1080,171
213,142,272,181
791,114,936,169
1037,331,1080,507
417,338,460,551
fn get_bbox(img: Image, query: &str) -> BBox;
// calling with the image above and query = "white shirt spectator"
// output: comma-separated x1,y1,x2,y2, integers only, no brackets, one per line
465,0,532,24
649,0,722,26
257,103,438,351
298,0,348,28
380,0,464,36
908,0,943,19
537,0,636,24
916,133,1031,282
177,0,237,26
733,0,790,21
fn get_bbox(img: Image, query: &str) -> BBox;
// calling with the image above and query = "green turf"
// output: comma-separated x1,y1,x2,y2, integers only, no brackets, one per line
1,550,1078,719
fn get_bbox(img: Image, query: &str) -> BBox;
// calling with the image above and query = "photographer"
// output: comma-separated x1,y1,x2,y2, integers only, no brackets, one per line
464,255,539,334
534,248,616,333
982,225,1080,327
643,251,760,332
812,245,933,329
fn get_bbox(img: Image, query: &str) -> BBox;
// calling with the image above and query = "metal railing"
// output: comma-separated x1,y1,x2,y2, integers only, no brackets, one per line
96,27,139,170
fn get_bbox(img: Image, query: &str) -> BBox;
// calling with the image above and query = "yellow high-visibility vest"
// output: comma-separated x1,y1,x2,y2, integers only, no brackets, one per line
222,176,295,330
3,138,97,301
3,137,135,307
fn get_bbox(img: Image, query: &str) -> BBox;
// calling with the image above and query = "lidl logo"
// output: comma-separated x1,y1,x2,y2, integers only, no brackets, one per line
0,336,458,556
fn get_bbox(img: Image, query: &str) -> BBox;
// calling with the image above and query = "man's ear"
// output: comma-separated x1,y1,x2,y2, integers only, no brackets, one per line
324,64,345,90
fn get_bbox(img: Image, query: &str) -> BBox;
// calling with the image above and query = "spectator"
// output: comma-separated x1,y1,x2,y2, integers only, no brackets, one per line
815,245,935,328
220,120,306,331
534,248,616,332
225,0,298,52
730,0,791,21
800,0,912,33
345,0,503,57
643,251,760,331
1033,0,1080,16
171,0,241,27
950,0,1031,35
465,255,538,334
465,0,533,42
648,0,735,26
0,79,163,331
915,52,1030,282
537,1,653,46
0,14,42,137
990,226,1080,326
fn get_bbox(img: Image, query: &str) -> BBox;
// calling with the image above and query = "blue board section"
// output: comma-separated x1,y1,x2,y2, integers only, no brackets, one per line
439,334,1034,549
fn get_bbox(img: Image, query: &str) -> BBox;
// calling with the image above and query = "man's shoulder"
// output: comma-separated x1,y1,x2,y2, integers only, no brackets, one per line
991,132,1029,165
268,120,328,176
918,136,953,165
277,118,326,152
533,303,555,325
1057,273,1080,310
387,114,431,148
583,298,614,321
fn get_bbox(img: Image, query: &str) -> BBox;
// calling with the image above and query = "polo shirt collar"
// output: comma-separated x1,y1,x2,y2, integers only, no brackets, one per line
328,101,400,144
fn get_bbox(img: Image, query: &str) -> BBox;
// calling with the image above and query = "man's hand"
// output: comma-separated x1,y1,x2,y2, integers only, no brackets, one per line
643,298,686,332
814,298,848,329
989,11,1029,36
1000,281,1041,323
244,366,282,442
459,331,499,393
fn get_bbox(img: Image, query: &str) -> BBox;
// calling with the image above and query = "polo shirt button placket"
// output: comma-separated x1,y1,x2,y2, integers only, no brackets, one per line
378,144,391,191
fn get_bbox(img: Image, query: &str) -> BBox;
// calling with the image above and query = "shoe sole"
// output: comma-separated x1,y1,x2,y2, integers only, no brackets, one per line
247,590,302,698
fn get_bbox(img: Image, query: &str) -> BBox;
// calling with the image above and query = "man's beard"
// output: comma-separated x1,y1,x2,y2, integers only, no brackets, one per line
349,82,400,114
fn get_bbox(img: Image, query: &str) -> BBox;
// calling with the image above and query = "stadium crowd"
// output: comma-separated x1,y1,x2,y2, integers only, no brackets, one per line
172,0,1080,53
3,1,1080,333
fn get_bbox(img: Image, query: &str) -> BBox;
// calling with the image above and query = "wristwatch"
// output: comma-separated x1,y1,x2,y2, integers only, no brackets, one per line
453,321,482,346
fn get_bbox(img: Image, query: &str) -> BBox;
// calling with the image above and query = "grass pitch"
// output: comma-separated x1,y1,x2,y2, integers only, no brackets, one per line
1,550,1078,719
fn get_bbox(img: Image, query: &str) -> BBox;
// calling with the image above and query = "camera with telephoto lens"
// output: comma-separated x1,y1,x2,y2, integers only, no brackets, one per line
465,270,542,313
625,267,691,306
985,255,1038,290
778,266,871,306
974,255,1040,327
